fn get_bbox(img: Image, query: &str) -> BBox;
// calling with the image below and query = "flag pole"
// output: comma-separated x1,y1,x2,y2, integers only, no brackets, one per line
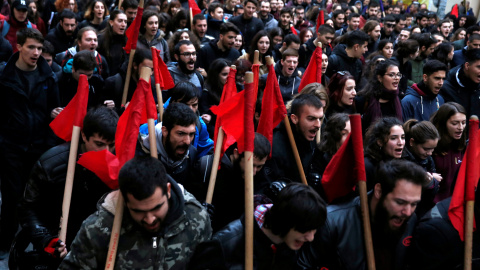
121,0,144,106
283,116,308,185
253,50,260,65
359,180,376,270
151,46,164,121
189,8,193,30
104,67,152,270
244,71,254,270
464,115,479,270
315,42,323,145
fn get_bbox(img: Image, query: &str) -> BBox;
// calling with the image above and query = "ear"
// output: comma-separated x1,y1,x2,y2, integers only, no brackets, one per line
422,73,428,83
377,74,382,84
410,137,415,147
421,45,426,52
174,54,179,61
166,182,171,199
290,113,299,125
376,139,383,148
464,61,470,71
81,131,87,143
16,43,22,52
353,43,359,51
161,126,168,138
374,183,382,199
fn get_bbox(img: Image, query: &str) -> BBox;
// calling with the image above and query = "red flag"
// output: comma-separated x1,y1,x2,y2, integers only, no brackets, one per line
321,114,366,203
257,62,287,156
448,119,480,241
50,75,89,141
290,25,297,35
151,47,175,90
316,9,324,33
252,63,260,101
298,46,322,92
123,7,144,54
451,4,459,19
77,150,120,189
188,0,201,16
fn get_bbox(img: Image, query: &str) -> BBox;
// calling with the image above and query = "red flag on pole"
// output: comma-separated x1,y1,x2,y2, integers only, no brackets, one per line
448,119,480,241
290,25,298,35
298,46,322,92
188,0,202,16
77,150,120,189
321,114,366,203
151,47,175,90
257,62,287,156
451,4,459,19
123,7,144,54
316,9,324,33
50,75,89,141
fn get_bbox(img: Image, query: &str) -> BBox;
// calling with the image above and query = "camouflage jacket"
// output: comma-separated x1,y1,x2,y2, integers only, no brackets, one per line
59,180,212,270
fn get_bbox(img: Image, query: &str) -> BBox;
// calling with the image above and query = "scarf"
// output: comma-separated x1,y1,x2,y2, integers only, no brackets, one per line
364,88,403,126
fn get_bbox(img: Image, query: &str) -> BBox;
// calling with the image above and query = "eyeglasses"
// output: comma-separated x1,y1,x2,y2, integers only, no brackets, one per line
336,71,351,76
180,52,197,57
384,73,402,79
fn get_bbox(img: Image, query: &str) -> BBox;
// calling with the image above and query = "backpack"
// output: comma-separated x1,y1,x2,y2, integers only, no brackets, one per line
1,20,33,37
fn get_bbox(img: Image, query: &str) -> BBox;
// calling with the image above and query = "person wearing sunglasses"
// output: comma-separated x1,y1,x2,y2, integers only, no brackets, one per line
380,15,397,42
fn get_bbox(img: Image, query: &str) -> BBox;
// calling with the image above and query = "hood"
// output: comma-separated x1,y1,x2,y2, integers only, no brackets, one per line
274,60,299,82
261,13,274,23
448,64,480,89
332,44,356,62
405,86,421,98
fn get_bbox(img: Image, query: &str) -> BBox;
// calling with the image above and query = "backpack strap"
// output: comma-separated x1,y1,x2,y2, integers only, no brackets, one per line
1,20,10,38
95,53,102,75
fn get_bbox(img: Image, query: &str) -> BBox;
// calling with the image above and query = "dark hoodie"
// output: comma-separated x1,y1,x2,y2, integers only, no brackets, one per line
45,23,77,54
196,39,240,70
260,60,301,104
326,44,364,89
401,81,445,121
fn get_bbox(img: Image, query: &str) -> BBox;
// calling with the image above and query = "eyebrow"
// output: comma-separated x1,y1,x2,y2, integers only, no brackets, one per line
130,202,165,213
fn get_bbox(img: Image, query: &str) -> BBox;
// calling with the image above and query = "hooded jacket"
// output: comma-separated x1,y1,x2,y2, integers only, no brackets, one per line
45,23,77,54
1,15,37,53
326,44,363,89
260,13,278,31
54,46,110,79
260,60,301,104
59,181,212,270
196,39,241,70
137,29,170,63
168,64,204,94
206,13,223,40
401,82,445,121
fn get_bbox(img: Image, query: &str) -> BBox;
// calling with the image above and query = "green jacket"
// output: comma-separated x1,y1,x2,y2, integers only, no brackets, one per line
59,181,212,270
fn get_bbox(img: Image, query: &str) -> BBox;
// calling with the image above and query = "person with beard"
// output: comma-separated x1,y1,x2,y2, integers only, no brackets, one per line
196,22,240,72
277,7,297,36
298,159,427,270
298,24,335,73
362,20,381,59
139,103,201,198
293,5,311,32
402,60,447,121
58,156,212,269
168,40,204,95
358,2,379,29
410,33,438,84
334,13,360,37
45,10,77,54
260,48,301,104
451,33,480,68
263,93,324,185
381,15,397,42
229,0,264,51
259,0,278,31
192,14,215,46
1,0,38,53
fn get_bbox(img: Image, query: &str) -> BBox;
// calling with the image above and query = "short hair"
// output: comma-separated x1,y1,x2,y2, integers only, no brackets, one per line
368,2,379,9
281,48,299,60
234,4,244,12
219,22,240,35
394,14,406,23
317,24,335,35
465,48,480,64
345,30,369,48
60,9,77,22
17,28,44,45
384,15,395,23
332,10,344,20
253,133,271,159
243,0,258,7
174,40,194,56
76,26,97,45
320,113,350,156
133,48,152,66
376,159,428,195
291,93,323,116
410,33,437,49
423,59,447,76
403,119,439,146
416,11,428,21
42,40,55,56
466,25,480,37
162,102,197,131
82,106,119,142
192,13,206,25
263,183,327,236
468,33,480,43
121,0,138,10
73,50,97,71
347,12,361,21
119,156,169,202
279,7,293,17
283,33,300,47
294,5,304,12
436,19,450,28
169,81,201,103
208,2,222,15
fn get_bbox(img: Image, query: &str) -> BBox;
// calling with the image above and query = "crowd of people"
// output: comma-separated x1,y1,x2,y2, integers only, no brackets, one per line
0,0,480,268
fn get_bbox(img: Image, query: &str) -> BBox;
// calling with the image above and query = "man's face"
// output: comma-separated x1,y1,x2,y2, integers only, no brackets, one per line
398,30,410,41
428,17,436,27
220,31,236,49
418,17,428,28
280,13,291,27
82,132,114,152
348,17,360,31
194,19,207,37
395,19,406,32
42,53,53,66
405,16,413,26
270,0,278,11
424,70,445,95
384,21,395,35
369,25,381,41
60,18,77,36
393,7,401,14
465,60,480,84
355,41,368,58
467,39,480,50
294,8,304,21
376,179,422,232
72,67,94,81
244,2,256,19
334,13,344,28
439,22,450,38
162,124,196,160
126,186,171,233
184,98,199,113
422,44,436,58
318,32,334,45
260,2,270,18
281,55,298,77
291,105,324,141
367,7,378,18
211,7,224,20
238,155,267,178
459,17,467,27
13,7,28,22
124,7,138,23
78,30,98,51
17,38,42,70
283,229,316,250
176,44,196,73
233,7,244,16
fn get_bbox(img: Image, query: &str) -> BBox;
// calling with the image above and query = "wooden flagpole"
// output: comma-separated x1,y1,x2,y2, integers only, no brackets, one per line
283,116,308,185
151,46,164,121
244,72,254,270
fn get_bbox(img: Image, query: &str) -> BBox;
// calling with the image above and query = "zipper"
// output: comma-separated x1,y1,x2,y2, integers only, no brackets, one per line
152,237,157,248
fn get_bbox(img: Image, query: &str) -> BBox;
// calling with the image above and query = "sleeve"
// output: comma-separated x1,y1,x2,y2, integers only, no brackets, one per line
187,239,228,270
196,47,207,69
401,96,414,121
195,117,214,158
325,54,338,79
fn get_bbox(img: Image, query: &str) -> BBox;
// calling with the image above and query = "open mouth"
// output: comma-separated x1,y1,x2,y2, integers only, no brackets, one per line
394,148,403,156
392,82,399,88
391,216,404,227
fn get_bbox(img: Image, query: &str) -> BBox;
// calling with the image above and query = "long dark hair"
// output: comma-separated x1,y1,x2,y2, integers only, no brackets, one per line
84,0,108,21
320,113,350,156
358,59,399,99
364,117,404,162
248,30,273,64
99,10,127,58
430,102,467,154
206,59,230,104
430,42,454,67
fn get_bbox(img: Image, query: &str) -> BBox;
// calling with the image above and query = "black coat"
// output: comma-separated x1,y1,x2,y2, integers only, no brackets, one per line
45,24,77,54
326,44,364,89
229,15,264,51
0,35,12,63
196,39,241,70
58,72,106,108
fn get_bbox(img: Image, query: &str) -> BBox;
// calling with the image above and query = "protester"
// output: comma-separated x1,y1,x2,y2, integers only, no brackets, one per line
238,30,273,75
137,10,169,62
45,10,77,54
76,0,108,32
97,10,127,76
2,0,38,53
325,71,356,117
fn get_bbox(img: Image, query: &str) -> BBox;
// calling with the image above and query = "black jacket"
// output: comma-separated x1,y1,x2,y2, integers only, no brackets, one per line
197,39,241,70
58,72,106,108
54,47,110,80
229,15,264,51
0,35,12,63
260,61,301,104
298,37,333,72
326,44,364,89
97,33,127,76
440,65,480,120
45,24,77,54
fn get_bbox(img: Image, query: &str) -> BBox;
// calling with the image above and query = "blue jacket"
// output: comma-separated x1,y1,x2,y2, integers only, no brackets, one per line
401,83,444,121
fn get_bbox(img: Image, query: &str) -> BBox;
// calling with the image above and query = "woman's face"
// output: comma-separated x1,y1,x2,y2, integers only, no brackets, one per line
340,79,356,106
179,32,190,40
257,36,270,54
93,2,105,19
409,48,419,60
273,35,283,46
212,7,224,21
234,34,243,50
179,19,187,29
382,42,394,59
325,19,334,28
219,66,230,85
458,30,466,40
303,30,313,43
236,71,245,85
67,0,75,10
321,53,328,74
110,14,127,35
145,15,158,36
170,5,179,15
447,47,454,61
380,125,405,159
410,138,438,160
28,2,37,13
337,120,351,150
446,112,466,140
380,66,400,91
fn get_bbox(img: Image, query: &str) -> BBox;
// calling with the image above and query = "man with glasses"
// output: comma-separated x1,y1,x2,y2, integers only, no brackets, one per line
293,5,311,32
169,40,204,94
380,15,396,41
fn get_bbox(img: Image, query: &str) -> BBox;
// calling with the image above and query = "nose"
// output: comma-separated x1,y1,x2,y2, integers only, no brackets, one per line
314,118,321,128
402,204,413,217
304,230,315,242
352,89,357,96
144,212,156,225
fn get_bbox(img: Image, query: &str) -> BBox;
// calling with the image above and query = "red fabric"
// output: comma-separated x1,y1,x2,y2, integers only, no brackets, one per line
298,46,322,92
243,81,255,152
448,120,480,241
188,0,202,16
257,63,287,157
451,4,459,19
77,150,120,189
321,114,365,203
44,237,60,258
290,25,297,35
123,7,144,54
50,75,89,141
139,78,158,121
316,9,324,33
252,64,260,101
151,47,175,90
